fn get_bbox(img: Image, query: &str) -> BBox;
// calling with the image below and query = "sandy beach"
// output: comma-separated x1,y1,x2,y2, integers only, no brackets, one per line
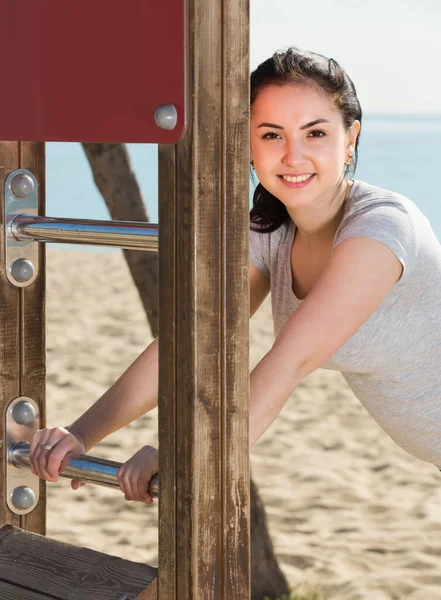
45,248,441,599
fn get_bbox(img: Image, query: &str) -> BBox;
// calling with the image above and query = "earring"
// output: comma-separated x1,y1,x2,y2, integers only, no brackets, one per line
345,145,354,166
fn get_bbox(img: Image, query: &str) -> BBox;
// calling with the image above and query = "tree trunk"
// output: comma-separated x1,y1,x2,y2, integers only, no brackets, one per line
82,142,290,600
250,478,290,600
82,143,159,337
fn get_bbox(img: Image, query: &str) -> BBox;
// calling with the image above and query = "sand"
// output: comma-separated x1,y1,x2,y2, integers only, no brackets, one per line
45,248,441,599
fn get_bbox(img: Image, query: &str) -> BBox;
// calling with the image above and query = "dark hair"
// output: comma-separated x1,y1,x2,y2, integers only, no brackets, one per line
250,47,363,233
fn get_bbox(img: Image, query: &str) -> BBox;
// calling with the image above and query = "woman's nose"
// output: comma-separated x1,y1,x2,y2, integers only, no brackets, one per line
282,139,304,166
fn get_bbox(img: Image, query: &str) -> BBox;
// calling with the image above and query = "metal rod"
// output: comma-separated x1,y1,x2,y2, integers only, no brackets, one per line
9,215,158,251
9,442,159,499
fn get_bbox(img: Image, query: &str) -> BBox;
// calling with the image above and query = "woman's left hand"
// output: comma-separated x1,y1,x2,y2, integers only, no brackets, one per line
117,445,158,504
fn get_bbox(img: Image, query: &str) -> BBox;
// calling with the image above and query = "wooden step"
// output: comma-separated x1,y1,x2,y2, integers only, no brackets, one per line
0,524,157,600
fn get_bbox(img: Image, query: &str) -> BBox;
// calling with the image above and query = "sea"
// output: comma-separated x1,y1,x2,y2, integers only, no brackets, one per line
46,114,441,250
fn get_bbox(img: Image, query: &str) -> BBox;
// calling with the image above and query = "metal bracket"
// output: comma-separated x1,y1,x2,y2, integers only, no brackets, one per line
6,397,40,514
4,169,39,288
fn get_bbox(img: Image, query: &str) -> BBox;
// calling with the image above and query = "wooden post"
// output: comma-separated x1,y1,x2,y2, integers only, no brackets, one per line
158,0,250,596
0,141,46,534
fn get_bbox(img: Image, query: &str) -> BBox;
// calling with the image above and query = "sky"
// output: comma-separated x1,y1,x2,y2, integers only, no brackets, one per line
250,0,441,114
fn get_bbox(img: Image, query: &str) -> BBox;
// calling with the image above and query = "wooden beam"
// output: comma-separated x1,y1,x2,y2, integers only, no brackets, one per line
0,525,157,600
0,581,51,600
158,0,250,596
0,142,46,534
135,579,158,600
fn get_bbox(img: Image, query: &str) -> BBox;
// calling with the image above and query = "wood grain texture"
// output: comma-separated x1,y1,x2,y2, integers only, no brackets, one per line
0,580,52,600
158,144,177,599
20,141,47,535
158,0,250,597
0,525,157,600
0,141,21,529
0,142,46,533
135,578,158,600
222,0,250,594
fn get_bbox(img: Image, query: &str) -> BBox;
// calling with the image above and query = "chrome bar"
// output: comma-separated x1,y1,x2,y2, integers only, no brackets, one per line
9,215,158,251
9,442,159,499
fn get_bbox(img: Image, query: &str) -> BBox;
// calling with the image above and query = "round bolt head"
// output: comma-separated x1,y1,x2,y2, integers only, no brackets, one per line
11,258,35,283
10,486,36,510
118,595,128,600
12,400,37,425
154,104,178,130
11,174,35,198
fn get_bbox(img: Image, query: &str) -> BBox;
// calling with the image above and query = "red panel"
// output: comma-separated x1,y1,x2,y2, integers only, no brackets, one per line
0,1,186,143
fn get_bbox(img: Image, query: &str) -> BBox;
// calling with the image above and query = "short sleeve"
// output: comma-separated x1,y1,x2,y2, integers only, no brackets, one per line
334,200,418,283
249,227,270,279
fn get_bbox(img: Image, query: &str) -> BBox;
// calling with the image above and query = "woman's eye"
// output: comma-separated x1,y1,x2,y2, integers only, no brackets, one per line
261,130,325,140
261,132,281,140
308,130,325,138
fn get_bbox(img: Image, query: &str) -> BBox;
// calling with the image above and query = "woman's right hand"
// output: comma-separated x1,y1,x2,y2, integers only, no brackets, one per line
29,426,86,489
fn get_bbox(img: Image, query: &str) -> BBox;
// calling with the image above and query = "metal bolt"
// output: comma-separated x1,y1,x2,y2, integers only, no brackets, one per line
12,400,36,425
11,173,35,198
118,595,128,600
10,486,36,510
10,258,35,283
154,104,178,130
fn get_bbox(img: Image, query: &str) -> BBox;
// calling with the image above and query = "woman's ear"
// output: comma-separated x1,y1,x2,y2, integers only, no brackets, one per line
350,120,361,146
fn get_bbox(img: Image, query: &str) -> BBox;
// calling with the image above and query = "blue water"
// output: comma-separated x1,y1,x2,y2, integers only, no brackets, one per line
46,115,441,250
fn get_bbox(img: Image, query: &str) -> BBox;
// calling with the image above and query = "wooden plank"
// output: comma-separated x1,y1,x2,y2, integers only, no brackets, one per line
177,0,224,593
0,141,21,529
223,0,250,594
0,525,158,600
157,0,250,596
135,579,158,600
157,143,177,598
0,580,53,600
0,142,46,533
20,141,46,535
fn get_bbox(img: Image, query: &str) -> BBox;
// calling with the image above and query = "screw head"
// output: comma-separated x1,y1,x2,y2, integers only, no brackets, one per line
11,486,36,510
12,400,37,425
11,174,34,198
154,104,178,131
10,258,35,283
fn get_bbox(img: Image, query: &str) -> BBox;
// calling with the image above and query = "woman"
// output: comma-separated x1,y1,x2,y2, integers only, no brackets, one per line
30,47,441,504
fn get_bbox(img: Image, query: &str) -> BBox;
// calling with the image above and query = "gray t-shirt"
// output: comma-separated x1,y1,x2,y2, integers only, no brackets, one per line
250,179,441,466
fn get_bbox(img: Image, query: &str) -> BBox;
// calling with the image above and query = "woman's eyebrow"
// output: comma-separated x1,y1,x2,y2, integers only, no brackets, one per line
257,118,331,130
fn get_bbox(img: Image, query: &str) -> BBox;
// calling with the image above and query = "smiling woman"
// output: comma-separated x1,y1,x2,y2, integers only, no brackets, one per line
247,47,441,467
250,48,361,235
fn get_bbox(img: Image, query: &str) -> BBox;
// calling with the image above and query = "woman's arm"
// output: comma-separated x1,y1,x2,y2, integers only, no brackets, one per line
32,261,270,481
72,261,269,450
30,337,161,481
249,236,403,447
66,337,159,451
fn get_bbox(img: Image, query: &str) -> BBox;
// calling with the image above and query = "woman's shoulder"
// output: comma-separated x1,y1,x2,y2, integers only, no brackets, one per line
341,179,430,232
348,179,415,211
335,180,429,283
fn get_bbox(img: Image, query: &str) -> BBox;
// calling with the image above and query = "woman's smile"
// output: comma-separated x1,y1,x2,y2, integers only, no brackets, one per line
277,173,316,188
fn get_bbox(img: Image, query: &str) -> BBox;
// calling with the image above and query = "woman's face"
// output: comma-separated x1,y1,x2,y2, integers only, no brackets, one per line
250,83,360,209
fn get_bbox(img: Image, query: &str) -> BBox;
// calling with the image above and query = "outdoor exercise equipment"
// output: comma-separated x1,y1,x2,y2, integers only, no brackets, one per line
0,0,250,598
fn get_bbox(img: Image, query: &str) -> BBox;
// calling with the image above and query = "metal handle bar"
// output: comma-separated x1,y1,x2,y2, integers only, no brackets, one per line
9,442,159,499
8,214,159,251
